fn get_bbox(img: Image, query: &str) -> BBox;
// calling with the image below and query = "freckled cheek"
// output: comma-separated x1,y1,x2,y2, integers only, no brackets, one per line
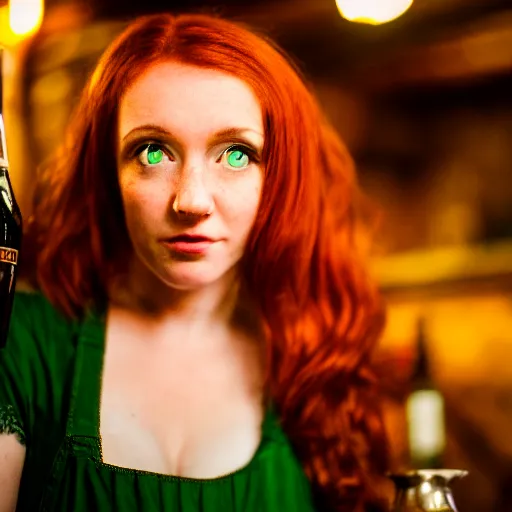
220,179,263,228
120,181,172,231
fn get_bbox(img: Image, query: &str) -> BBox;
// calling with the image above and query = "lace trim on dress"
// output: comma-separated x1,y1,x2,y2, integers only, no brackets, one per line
0,405,25,445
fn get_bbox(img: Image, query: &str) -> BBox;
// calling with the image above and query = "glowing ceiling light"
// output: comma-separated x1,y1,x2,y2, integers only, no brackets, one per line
9,0,44,36
335,0,413,25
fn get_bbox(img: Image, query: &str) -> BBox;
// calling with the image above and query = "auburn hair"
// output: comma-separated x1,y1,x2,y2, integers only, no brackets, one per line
26,13,389,511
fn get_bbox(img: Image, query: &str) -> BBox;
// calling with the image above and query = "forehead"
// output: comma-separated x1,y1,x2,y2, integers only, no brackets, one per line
118,61,263,140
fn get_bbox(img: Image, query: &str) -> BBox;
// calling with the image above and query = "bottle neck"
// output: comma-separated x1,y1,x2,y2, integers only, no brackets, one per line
411,318,431,387
0,167,15,212
0,167,20,219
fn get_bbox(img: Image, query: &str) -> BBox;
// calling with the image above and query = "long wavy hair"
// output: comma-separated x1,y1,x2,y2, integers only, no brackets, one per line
26,13,389,511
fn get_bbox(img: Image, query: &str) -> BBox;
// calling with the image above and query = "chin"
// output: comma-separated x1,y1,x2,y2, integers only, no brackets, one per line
159,267,232,291
140,252,239,292
164,276,215,291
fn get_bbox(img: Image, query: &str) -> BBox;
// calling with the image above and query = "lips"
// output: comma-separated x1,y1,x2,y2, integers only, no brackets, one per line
167,234,213,243
161,234,216,255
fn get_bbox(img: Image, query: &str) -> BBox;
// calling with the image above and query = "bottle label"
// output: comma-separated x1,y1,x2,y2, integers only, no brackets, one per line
406,389,445,461
0,247,18,265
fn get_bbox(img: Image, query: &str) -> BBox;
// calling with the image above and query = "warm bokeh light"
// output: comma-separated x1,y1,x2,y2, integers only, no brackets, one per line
335,0,413,25
9,0,44,36
0,0,44,46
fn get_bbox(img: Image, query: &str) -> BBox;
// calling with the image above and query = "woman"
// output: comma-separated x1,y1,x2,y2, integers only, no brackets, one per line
0,12,389,512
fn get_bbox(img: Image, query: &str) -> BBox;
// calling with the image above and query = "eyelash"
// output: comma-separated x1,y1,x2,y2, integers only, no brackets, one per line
133,142,260,166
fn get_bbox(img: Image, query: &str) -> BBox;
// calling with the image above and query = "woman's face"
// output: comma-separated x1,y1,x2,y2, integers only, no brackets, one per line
117,62,264,290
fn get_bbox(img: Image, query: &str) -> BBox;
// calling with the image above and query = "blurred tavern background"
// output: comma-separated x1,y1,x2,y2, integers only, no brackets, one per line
1,0,512,509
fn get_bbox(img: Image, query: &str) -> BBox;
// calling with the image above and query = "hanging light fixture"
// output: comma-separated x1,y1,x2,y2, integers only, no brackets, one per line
0,0,44,46
9,0,44,36
335,0,413,25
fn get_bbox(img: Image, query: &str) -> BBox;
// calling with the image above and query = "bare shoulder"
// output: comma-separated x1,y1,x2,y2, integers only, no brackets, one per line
0,434,25,512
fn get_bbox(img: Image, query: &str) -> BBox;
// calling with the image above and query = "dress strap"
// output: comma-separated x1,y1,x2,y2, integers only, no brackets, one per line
66,309,106,439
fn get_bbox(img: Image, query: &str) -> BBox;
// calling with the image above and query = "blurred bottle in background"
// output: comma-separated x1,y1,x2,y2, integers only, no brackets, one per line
406,317,446,469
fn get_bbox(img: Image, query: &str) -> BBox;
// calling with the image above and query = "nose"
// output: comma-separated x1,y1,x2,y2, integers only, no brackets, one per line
172,165,214,218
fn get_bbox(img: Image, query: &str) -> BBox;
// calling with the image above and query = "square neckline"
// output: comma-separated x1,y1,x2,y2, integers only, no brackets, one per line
67,306,276,483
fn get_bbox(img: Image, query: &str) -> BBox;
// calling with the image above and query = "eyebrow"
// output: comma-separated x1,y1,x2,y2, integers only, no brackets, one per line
120,124,264,150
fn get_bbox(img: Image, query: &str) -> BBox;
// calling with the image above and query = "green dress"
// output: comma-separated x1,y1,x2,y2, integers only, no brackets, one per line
0,291,316,511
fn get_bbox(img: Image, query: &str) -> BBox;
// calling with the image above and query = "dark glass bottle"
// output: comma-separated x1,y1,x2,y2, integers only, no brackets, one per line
0,114,22,348
405,317,446,469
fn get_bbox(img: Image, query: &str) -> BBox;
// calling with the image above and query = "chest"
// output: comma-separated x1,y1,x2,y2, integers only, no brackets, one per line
98,315,265,479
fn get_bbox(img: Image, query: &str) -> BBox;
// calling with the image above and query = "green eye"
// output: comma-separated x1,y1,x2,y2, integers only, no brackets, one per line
224,147,250,169
138,144,165,166
146,145,164,165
